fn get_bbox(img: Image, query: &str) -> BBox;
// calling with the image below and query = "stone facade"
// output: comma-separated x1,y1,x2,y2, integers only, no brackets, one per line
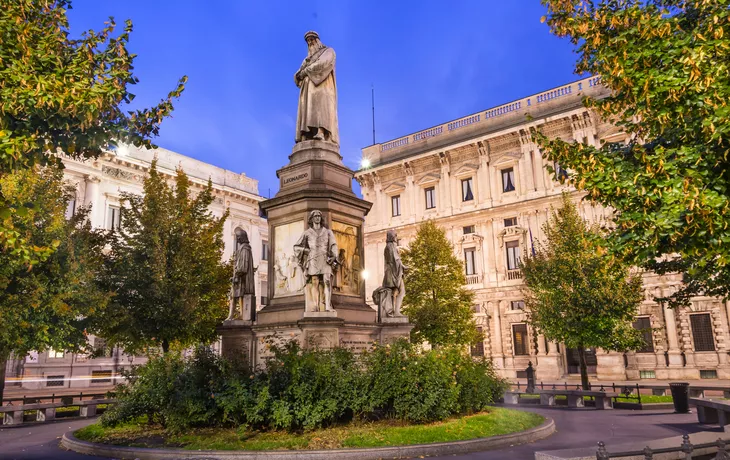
14,145,268,390
355,76,730,382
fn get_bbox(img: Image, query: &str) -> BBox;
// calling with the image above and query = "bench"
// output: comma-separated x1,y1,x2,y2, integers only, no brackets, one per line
0,398,115,426
691,398,730,432
504,389,619,410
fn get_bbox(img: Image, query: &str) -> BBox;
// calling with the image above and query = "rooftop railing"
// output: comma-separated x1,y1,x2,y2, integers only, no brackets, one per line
376,76,605,154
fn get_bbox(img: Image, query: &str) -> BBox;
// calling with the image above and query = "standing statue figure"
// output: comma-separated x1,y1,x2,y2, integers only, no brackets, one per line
227,228,257,321
373,230,407,319
294,31,339,145
294,210,339,312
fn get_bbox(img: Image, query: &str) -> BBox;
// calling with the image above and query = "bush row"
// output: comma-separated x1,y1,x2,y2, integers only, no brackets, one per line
101,339,508,432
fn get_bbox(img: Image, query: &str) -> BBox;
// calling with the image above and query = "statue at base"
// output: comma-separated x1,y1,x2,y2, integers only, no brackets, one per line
294,210,338,312
373,230,407,319
226,228,257,321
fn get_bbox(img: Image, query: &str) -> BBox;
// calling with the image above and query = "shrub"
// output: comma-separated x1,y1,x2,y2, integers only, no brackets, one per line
102,346,234,431
105,339,507,432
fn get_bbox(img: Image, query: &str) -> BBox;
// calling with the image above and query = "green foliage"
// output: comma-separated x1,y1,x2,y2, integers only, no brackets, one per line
103,340,507,432
521,193,644,387
537,0,730,306
94,162,231,354
102,347,235,431
401,221,481,347
0,166,110,401
0,0,186,265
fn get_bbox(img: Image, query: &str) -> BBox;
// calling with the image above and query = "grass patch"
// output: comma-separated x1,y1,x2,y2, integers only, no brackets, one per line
75,408,544,451
616,395,673,404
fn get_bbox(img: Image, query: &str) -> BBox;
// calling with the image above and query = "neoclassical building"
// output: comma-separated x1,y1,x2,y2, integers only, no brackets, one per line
9,145,269,390
355,76,730,381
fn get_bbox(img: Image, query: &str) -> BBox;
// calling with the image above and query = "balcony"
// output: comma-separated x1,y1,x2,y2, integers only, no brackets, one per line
465,273,483,285
507,269,523,281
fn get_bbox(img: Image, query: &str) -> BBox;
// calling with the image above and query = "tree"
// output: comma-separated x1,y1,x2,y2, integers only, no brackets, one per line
536,0,730,307
0,0,186,265
521,193,645,389
96,162,231,354
0,166,110,402
401,221,481,347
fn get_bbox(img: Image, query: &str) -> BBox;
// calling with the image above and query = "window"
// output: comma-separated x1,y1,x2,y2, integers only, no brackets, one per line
501,168,516,193
471,304,482,313
632,317,654,353
47,348,64,359
461,178,474,202
91,370,113,384
93,337,112,358
554,161,569,181
65,199,76,219
701,369,718,379
471,328,485,357
505,240,520,271
107,205,121,230
511,300,525,311
463,225,475,235
640,370,656,379
512,324,529,356
464,248,476,276
690,313,715,351
262,241,269,261
391,195,401,217
504,217,517,227
425,187,436,209
46,375,64,387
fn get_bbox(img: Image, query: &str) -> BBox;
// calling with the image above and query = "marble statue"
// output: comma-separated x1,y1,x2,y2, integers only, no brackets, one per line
227,228,257,321
373,230,407,319
294,31,339,145
294,210,338,311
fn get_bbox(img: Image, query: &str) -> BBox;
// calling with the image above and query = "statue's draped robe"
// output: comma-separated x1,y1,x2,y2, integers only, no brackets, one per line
383,241,404,289
294,226,338,277
233,243,255,297
295,47,339,144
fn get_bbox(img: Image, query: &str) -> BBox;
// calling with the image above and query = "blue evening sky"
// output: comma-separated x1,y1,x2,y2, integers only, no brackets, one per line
68,1,580,198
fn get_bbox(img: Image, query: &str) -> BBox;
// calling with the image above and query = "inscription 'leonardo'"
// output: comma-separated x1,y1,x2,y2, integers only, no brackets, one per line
284,172,309,184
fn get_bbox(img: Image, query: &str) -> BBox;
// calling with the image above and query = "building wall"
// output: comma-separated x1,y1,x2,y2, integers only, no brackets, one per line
356,76,730,382
17,145,269,390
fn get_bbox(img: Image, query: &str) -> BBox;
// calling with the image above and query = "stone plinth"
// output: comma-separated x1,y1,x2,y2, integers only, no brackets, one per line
218,321,255,364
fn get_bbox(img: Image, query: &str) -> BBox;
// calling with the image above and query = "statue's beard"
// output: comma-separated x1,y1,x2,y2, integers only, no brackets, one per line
308,42,324,56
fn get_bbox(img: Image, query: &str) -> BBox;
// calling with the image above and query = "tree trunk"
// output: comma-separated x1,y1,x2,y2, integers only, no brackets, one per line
0,349,9,405
577,345,591,390
161,340,169,354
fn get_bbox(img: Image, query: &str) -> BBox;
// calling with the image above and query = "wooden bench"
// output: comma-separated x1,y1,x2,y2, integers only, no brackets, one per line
504,389,619,410
691,398,730,432
0,398,115,426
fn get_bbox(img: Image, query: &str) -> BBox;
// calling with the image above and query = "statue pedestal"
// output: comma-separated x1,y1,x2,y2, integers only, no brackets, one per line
380,316,409,324
218,321,254,364
303,310,338,318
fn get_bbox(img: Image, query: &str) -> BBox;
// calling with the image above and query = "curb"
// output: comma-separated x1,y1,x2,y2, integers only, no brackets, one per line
60,416,555,460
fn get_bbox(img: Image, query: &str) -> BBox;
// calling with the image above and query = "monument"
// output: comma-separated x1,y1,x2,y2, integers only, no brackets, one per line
220,31,412,364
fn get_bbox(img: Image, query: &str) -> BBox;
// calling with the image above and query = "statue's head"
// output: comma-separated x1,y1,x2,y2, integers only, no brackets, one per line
308,210,323,227
235,228,249,244
304,31,323,52
386,230,397,243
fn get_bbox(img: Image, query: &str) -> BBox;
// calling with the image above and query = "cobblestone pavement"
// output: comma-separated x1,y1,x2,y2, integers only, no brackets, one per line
0,406,711,460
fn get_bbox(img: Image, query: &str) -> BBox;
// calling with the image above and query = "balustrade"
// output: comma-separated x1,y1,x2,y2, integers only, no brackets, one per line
465,273,482,285
507,269,523,281
413,126,443,141
448,114,480,131
381,137,409,152
484,101,521,119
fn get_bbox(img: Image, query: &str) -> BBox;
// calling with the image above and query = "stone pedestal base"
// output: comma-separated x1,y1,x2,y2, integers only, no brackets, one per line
218,321,255,365
379,321,414,345
303,310,338,319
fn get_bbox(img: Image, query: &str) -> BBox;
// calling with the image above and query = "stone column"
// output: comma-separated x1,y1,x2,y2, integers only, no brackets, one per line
372,181,383,227
491,301,504,369
663,298,683,367
405,175,415,221
84,175,102,228
477,157,491,206
532,149,546,193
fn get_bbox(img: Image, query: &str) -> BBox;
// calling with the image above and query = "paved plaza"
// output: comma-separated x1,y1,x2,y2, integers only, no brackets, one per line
0,406,710,460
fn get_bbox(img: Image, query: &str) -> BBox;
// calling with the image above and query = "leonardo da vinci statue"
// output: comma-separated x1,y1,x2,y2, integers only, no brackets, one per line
294,31,339,145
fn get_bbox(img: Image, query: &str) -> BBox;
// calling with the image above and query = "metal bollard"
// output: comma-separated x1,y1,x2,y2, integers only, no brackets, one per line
596,441,608,460
681,434,692,460
716,439,728,460
643,446,653,460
